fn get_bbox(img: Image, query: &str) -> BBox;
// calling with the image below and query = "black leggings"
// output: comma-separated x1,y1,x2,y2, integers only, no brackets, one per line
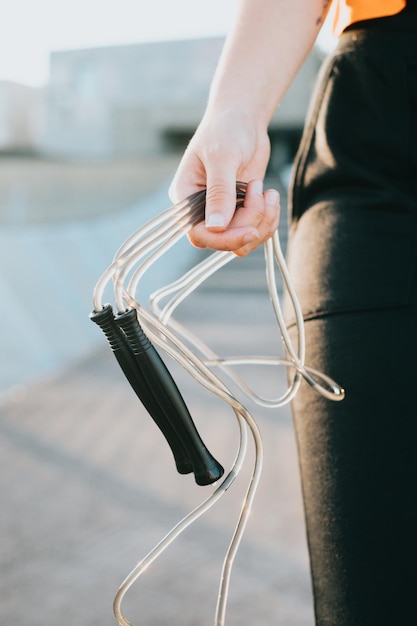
285,14,417,626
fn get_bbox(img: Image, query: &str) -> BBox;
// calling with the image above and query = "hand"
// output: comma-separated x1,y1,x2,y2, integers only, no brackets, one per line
169,108,280,257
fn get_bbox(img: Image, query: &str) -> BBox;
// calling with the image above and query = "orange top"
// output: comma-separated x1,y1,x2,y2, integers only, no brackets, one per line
332,0,406,35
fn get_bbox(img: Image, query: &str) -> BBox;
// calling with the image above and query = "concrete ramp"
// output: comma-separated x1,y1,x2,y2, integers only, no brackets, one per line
0,184,201,395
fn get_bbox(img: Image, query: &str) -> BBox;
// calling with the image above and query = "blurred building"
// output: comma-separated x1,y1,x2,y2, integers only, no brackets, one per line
0,37,322,163
39,37,322,163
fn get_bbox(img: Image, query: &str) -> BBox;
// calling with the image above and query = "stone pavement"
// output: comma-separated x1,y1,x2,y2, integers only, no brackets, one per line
0,249,315,626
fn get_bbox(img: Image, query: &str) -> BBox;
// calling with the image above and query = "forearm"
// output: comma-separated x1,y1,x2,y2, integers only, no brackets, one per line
169,0,331,254
207,0,332,127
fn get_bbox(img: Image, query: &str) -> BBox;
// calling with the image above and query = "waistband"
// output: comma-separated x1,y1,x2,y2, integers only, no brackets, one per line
338,13,417,54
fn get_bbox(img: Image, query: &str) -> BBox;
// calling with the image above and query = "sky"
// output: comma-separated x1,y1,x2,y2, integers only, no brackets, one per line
0,0,239,86
1,0,336,87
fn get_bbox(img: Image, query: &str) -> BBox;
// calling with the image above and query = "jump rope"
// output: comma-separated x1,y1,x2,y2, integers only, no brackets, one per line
89,182,345,626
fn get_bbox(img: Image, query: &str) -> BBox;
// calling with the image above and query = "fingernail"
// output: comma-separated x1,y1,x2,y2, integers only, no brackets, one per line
206,213,226,228
265,189,280,205
252,179,263,195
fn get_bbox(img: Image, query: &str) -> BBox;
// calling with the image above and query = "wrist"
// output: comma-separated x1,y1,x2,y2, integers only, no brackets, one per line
203,99,272,137
206,73,280,130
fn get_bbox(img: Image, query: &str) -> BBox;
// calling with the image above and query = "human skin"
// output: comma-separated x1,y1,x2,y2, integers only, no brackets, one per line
169,0,332,256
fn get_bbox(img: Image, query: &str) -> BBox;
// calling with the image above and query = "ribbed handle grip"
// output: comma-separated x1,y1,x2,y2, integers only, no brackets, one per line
116,309,224,486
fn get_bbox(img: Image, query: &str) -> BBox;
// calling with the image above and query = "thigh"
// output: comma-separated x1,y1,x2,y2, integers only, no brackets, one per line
285,184,417,626
288,299,417,625
285,199,417,625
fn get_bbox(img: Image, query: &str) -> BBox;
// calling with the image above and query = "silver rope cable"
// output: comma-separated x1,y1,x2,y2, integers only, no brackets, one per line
91,184,345,626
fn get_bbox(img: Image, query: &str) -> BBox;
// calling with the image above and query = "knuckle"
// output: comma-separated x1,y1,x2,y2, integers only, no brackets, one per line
251,205,266,224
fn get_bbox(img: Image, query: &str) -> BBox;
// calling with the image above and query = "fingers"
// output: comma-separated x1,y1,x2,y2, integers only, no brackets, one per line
234,185,280,256
168,119,279,255
203,162,239,231
168,124,240,226
189,223,260,252
188,179,280,256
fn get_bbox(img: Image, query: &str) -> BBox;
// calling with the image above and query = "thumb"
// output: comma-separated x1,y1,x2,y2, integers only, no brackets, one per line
204,168,239,231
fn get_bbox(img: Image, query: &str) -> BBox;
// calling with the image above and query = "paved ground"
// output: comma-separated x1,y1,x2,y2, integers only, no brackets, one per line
0,254,314,626
0,155,312,625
